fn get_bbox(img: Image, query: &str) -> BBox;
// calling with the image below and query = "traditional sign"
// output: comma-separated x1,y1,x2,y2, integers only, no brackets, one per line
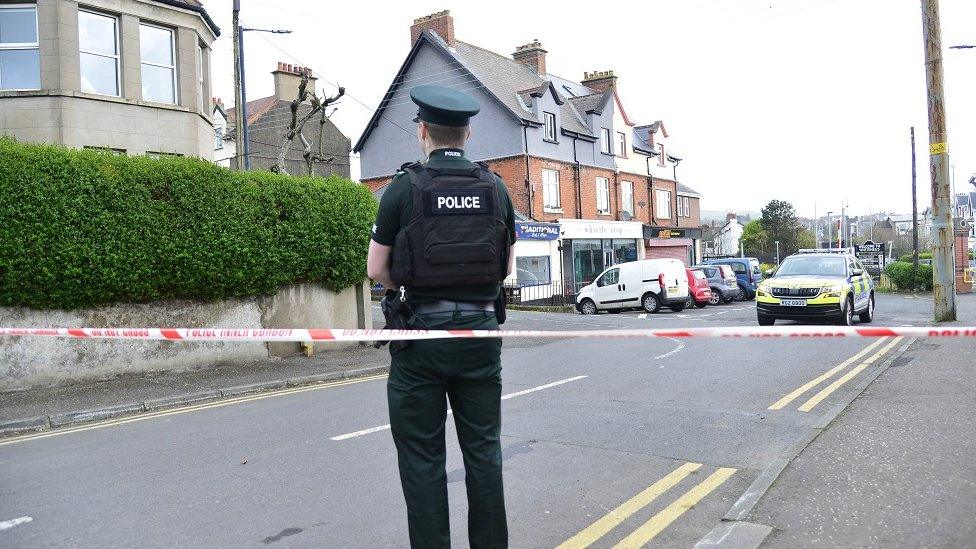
515,221,560,241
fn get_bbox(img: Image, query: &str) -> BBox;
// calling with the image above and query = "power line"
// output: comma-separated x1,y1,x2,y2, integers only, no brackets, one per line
240,22,418,141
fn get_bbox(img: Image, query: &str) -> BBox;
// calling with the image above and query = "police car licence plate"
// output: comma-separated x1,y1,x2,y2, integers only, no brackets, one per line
781,299,807,307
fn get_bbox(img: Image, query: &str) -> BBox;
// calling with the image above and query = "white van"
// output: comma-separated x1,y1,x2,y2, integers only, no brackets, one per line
575,259,689,314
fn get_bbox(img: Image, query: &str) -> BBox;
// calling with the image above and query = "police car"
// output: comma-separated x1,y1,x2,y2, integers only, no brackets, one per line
755,249,875,326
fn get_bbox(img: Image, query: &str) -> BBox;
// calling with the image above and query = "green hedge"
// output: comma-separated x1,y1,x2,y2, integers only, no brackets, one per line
0,138,376,309
885,261,933,291
898,252,932,263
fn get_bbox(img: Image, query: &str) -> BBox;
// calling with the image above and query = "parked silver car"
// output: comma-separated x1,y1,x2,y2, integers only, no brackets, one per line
690,265,741,304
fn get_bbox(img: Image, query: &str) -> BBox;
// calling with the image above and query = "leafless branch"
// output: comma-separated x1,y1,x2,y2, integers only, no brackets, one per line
271,70,346,176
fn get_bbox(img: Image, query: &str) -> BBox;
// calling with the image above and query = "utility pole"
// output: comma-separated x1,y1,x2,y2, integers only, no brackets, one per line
232,0,244,170
911,126,920,290
920,0,956,320
775,240,780,265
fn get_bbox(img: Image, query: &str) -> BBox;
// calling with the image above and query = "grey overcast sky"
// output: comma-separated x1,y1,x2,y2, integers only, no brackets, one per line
201,0,976,219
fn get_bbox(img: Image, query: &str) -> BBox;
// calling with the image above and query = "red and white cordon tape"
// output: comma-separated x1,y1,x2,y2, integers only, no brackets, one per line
0,326,974,342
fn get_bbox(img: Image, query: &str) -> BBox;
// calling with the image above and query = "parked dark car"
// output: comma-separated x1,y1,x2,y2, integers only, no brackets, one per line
703,257,763,300
691,265,741,304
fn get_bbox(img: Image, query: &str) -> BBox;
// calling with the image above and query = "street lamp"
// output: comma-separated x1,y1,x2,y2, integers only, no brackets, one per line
238,26,292,169
826,211,834,248
775,240,781,265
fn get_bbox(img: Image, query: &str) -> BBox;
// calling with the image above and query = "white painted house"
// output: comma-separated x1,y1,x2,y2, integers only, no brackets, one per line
713,213,746,257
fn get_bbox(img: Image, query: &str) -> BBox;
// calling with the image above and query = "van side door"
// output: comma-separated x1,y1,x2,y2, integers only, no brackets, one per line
593,267,623,308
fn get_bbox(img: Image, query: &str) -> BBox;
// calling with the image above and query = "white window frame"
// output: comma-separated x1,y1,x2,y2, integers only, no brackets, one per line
658,143,666,167
682,196,691,217
656,189,672,219
214,126,224,150
0,4,40,91
543,111,556,142
139,21,178,104
621,180,634,215
542,169,561,211
617,131,627,158
78,8,120,97
596,177,610,215
600,128,612,155
196,44,205,113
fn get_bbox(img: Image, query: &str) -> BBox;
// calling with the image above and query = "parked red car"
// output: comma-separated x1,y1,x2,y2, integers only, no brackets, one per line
685,268,712,308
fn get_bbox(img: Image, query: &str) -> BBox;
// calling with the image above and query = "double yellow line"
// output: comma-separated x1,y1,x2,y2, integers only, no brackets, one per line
768,337,903,412
0,374,388,447
557,462,736,548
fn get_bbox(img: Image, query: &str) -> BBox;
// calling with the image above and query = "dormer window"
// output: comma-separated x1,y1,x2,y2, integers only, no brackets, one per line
617,132,626,158
658,143,666,167
543,111,557,142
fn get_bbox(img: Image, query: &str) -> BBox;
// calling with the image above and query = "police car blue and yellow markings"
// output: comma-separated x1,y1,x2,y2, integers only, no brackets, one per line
755,252,875,324
767,336,903,412
556,461,737,548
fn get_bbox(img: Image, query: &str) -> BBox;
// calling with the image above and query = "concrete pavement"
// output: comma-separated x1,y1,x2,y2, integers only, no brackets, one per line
0,294,959,547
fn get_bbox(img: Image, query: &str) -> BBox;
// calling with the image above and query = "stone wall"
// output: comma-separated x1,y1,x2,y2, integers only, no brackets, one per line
0,282,371,391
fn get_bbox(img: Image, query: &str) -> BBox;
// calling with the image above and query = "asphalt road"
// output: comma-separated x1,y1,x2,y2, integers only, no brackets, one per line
0,294,934,547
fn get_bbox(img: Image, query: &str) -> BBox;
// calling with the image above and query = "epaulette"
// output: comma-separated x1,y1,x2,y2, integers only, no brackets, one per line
398,160,422,173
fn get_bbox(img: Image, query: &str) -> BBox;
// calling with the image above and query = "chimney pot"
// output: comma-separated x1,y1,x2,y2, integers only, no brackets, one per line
410,9,455,48
272,61,316,102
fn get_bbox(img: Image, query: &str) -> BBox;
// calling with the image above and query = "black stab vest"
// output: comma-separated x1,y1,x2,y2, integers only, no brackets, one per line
390,163,509,288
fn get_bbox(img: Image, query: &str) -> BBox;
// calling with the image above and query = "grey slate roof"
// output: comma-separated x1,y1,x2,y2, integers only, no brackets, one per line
567,92,610,115
676,182,702,197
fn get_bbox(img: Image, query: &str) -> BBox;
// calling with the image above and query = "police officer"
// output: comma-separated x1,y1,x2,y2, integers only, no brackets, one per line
366,85,516,548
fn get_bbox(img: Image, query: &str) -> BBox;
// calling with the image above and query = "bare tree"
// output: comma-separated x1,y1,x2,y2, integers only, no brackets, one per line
271,69,345,176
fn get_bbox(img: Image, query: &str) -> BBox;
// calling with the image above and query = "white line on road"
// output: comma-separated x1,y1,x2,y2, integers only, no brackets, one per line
638,313,648,319
0,516,33,531
500,375,587,400
330,376,588,441
654,337,686,363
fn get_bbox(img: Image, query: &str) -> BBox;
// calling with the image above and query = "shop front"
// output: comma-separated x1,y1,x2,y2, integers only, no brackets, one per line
643,226,703,266
558,219,645,293
505,221,562,303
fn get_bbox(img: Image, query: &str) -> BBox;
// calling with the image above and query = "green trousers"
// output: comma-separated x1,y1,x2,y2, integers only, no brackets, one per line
387,310,508,549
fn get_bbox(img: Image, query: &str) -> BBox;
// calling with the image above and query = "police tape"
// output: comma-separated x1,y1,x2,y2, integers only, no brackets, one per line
0,326,974,342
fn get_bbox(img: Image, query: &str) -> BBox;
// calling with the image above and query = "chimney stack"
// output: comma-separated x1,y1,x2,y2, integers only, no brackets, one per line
512,39,547,75
212,97,223,109
272,62,316,102
727,212,737,222
581,70,618,93
410,10,455,48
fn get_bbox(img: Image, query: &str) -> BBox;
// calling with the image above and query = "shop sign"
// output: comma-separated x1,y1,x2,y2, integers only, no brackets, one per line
516,222,560,241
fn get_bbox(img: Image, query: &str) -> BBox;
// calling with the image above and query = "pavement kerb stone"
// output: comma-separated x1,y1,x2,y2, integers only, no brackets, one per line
219,379,290,397
710,335,918,544
48,402,147,428
0,415,52,436
0,366,393,438
143,389,223,411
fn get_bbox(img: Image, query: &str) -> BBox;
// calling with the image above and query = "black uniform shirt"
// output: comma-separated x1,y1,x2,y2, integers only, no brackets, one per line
372,148,517,303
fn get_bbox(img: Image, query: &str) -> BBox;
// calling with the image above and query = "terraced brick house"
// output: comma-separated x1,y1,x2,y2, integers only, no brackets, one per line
356,10,704,293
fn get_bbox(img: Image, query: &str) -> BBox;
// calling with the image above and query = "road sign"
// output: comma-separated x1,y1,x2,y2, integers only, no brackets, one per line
855,241,886,277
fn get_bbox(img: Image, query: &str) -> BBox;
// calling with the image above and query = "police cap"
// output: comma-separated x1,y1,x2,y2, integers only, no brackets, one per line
410,85,480,127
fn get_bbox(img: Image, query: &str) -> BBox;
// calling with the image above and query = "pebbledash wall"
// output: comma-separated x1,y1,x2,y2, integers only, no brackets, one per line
0,282,371,391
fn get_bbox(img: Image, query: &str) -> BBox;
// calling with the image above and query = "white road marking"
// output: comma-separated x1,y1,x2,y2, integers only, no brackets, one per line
0,516,32,531
330,376,588,441
638,313,648,319
500,375,587,400
654,338,686,363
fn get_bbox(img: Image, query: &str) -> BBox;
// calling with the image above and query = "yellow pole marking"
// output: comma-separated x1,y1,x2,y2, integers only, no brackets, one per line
556,462,702,549
613,467,737,548
768,338,889,410
0,374,388,447
798,337,903,412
